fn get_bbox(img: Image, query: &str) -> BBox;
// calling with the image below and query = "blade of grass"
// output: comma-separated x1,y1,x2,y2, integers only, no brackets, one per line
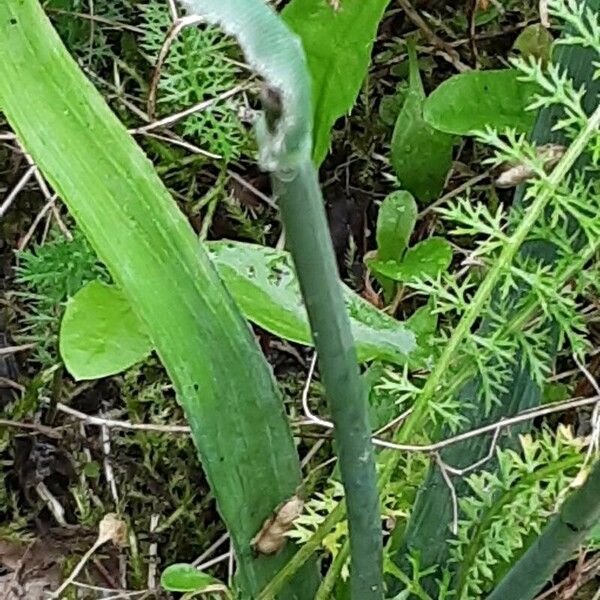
0,1,318,597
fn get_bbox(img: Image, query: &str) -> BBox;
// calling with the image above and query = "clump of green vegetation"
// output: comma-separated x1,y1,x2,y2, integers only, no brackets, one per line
451,427,585,598
2,0,600,597
14,229,107,367
47,0,134,68
139,0,248,161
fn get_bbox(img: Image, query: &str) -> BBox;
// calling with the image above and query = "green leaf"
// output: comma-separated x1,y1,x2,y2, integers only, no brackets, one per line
406,302,437,338
542,382,570,404
405,302,438,366
283,0,390,165
376,191,418,262
60,281,152,380
207,240,417,364
390,42,454,203
368,238,452,282
513,24,554,65
423,69,538,135
588,519,600,545
160,564,220,593
62,241,419,372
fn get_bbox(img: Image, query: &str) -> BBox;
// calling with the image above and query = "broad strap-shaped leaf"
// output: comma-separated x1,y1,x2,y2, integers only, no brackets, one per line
390,42,455,203
423,69,539,135
60,281,152,379
283,0,390,165
0,2,318,597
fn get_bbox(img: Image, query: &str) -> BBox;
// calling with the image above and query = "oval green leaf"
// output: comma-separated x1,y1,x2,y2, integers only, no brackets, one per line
368,237,452,283
160,563,219,593
423,69,538,135
391,41,454,203
376,191,418,262
207,240,417,364
59,280,152,380
513,24,554,65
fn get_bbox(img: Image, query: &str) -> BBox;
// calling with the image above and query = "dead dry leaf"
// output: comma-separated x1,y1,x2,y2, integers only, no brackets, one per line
0,539,60,600
495,143,565,188
251,495,304,555
98,513,127,547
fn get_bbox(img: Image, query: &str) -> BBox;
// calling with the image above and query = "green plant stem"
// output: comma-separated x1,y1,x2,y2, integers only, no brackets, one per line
273,159,383,599
257,502,346,600
316,543,350,599
487,458,600,600
456,453,583,597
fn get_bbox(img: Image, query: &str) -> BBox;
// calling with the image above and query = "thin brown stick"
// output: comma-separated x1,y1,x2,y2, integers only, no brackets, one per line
0,377,25,392
300,353,600,453
135,131,223,160
18,194,58,250
443,425,502,477
29,164,72,241
166,0,179,21
132,85,245,134
418,171,491,219
0,343,35,355
435,454,459,534
397,0,470,72
0,165,36,219
147,16,204,119
56,402,191,433
467,0,479,66
573,354,600,463
46,8,144,33
0,418,61,439
193,532,230,567
228,168,279,209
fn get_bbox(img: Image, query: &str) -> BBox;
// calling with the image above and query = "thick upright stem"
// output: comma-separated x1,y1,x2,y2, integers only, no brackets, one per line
274,160,383,599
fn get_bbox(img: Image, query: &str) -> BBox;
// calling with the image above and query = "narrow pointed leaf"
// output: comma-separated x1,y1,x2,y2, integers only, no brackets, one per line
283,0,390,165
0,2,318,596
390,43,454,203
